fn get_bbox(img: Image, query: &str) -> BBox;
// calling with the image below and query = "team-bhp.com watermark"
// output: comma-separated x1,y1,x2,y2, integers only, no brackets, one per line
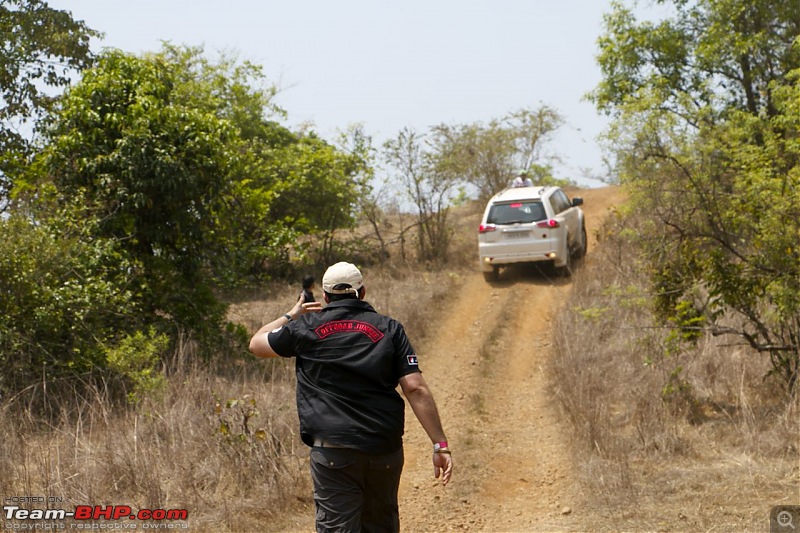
3,496,189,530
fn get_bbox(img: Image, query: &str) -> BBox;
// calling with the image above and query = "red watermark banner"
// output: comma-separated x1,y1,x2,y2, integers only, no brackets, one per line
3,501,190,530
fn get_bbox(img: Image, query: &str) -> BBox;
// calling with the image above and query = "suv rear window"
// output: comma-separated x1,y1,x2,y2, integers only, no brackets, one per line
487,201,546,225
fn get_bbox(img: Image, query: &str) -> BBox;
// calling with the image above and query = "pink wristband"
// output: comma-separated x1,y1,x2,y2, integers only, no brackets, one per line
433,441,449,452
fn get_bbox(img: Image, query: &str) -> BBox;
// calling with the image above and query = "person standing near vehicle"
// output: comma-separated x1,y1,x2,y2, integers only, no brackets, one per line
249,262,453,532
511,170,534,188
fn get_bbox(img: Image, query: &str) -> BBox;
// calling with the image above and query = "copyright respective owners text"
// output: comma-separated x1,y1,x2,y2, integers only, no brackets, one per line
3,496,189,530
771,505,800,533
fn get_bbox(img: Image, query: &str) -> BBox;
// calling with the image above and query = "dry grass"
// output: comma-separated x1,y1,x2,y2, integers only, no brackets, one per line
0,233,472,532
0,348,307,532
549,210,800,531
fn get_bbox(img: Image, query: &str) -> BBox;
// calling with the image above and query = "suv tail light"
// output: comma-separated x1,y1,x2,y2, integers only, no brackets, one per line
478,223,497,233
536,219,560,228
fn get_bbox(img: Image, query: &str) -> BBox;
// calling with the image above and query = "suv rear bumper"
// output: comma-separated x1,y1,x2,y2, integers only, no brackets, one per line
479,250,564,271
479,231,573,269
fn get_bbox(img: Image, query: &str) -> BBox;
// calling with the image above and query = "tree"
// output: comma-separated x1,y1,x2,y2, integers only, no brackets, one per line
152,45,301,283
2,42,375,403
26,44,372,321
430,105,566,200
383,128,460,263
592,0,800,392
152,46,372,280
0,0,99,211
26,48,239,342
253,133,368,267
208,121,372,279
593,0,800,120
0,202,145,403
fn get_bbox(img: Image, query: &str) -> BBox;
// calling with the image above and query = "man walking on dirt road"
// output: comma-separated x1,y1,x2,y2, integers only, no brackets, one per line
249,261,453,532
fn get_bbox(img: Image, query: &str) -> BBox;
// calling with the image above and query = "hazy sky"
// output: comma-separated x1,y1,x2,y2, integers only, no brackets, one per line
47,1,664,187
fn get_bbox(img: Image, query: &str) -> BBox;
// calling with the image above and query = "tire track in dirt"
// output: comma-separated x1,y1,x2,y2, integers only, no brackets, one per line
398,271,518,531
399,186,622,532
476,275,580,531
398,269,581,532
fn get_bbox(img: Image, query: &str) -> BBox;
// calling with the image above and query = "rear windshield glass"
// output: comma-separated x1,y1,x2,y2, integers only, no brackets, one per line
487,201,546,224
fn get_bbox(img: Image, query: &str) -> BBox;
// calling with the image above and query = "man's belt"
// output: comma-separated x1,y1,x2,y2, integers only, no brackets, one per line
313,438,346,448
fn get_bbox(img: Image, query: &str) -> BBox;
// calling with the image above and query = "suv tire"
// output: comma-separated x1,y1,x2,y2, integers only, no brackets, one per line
556,249,573,278
574,224,588,259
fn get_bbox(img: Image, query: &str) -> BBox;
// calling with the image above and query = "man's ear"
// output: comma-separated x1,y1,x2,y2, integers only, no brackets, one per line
324,293,331,304
358,286,366,300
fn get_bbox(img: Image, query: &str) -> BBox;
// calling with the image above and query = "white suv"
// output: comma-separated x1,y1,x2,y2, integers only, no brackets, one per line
478,186,586,281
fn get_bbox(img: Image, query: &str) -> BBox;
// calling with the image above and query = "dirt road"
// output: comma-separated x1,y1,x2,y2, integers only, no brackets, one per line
267,186,625,532
399,186,625,532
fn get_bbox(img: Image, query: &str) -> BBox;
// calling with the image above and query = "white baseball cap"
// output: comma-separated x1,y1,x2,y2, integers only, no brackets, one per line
322,262,363,295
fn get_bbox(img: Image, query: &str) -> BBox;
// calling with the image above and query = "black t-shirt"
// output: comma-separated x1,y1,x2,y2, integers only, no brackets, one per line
267,299,421,454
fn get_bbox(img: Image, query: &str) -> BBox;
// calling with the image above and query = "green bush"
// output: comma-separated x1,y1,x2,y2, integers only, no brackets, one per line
0,214,140,395
104,328,168,404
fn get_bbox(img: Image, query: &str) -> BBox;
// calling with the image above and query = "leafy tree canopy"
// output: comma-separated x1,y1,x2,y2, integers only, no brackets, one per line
19,44,371,330
429,105,566,199
0,202,141,399
3,42,374,403
593,0,800,119
0,0,99,209
593,0,800,392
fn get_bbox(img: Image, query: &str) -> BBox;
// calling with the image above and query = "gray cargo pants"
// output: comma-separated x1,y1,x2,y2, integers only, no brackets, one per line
310,446,404,533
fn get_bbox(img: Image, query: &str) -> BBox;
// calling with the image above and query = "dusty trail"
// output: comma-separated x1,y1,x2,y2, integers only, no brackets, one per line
399,187,623,532
266,186,624,533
